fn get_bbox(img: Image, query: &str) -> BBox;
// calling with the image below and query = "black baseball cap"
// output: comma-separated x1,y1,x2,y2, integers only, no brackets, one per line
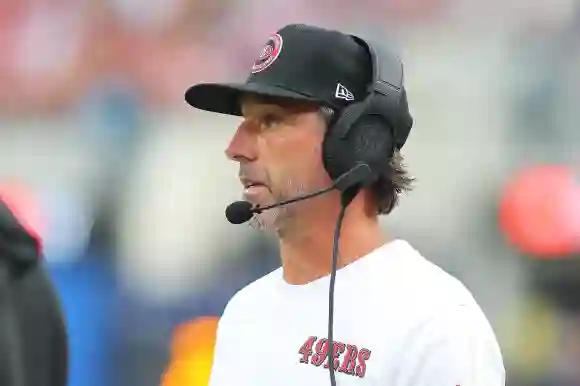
184,24,373,116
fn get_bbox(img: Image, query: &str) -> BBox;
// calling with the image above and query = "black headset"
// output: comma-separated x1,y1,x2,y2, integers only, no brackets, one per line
322,35,413,193
320,35,413,386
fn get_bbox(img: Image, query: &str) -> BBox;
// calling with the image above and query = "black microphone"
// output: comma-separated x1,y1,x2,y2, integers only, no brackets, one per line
225,163,373,225
224,201,254,225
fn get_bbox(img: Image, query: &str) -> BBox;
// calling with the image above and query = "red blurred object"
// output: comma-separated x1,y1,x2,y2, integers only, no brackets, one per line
0,182,44,245
499,164,580,257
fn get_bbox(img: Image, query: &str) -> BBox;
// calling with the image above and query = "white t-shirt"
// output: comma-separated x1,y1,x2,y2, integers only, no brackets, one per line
209,240,506,386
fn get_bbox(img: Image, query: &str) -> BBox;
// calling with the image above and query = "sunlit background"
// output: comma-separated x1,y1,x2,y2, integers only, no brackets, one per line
0,0,579,385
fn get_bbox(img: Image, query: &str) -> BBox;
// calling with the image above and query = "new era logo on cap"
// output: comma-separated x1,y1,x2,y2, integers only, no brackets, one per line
335,83,354,101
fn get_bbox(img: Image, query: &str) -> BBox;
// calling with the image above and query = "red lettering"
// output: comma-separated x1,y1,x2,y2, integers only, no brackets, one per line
355,348,371,378
324,341,346,369
298,336,317,364
310,338,328,367
298,336,372,378
338,344,358,375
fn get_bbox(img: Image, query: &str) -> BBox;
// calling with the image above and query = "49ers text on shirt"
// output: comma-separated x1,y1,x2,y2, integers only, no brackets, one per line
298,336,371,378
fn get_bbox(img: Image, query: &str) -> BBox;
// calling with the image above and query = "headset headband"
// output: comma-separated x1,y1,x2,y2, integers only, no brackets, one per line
350,36,404,99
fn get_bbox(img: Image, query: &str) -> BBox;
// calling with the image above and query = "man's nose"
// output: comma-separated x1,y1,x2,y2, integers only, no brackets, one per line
224,123,257,162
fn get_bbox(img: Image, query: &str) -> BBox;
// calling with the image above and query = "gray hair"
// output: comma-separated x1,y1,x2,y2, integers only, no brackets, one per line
319,106,335,126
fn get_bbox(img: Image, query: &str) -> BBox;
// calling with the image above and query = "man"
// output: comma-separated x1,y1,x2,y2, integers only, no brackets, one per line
0,199,68,386
184,24,505,385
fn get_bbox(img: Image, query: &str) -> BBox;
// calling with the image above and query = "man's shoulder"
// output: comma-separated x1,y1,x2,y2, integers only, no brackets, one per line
374,241,489,330
381,243,502,357
387,241,498,339
220,267,282,319
387,240,480,307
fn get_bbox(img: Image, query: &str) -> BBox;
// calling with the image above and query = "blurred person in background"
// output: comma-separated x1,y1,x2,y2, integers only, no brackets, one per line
184,23,505,386
0,198,67,386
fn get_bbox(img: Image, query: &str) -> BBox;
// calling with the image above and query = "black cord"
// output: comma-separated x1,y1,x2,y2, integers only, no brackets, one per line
327,197,349,386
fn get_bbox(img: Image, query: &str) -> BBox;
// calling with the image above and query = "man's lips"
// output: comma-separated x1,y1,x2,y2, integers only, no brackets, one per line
240,178,268,189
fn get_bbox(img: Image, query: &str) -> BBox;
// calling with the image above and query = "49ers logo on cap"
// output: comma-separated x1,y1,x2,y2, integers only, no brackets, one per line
251,33,283,74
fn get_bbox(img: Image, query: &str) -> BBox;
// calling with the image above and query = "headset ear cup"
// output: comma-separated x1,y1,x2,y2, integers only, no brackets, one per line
322,131,346,182
323,102,394,186
393,89,413,149
351,115,394,179
323,102,365,181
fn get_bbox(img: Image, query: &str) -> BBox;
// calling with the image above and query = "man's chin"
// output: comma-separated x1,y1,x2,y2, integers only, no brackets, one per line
247,208,280,232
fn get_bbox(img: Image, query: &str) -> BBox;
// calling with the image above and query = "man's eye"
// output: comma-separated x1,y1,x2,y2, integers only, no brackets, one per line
261,114,281,127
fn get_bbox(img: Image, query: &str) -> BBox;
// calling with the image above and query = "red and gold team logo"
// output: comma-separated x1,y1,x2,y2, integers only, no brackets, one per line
251,33,283,74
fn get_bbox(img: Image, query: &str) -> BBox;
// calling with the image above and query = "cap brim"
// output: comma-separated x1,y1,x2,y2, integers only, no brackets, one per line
184,82,319,116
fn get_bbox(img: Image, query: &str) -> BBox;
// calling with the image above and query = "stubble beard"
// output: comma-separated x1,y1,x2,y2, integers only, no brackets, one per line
247,177,306,233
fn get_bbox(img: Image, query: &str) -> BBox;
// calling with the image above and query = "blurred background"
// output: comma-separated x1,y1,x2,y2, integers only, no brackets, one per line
0,0,579,385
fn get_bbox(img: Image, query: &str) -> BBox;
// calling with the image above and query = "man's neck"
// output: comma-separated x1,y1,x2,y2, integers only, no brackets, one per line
278,209,386,285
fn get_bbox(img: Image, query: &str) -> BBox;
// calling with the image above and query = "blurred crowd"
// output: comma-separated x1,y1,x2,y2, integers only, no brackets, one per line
0,0,579,386
0,0,448,115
